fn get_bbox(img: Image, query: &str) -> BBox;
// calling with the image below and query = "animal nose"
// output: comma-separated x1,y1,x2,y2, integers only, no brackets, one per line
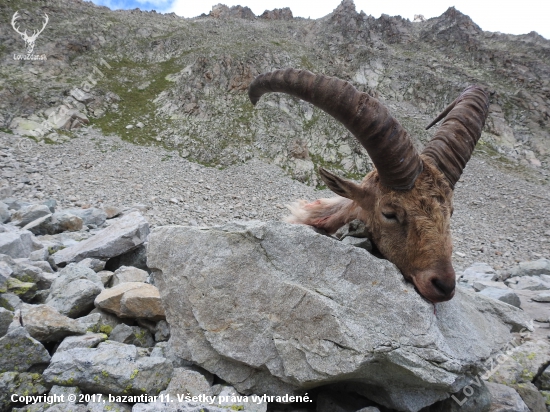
431,277,455,298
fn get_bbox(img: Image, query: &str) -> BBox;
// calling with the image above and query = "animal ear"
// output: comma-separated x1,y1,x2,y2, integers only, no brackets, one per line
319,168,363,200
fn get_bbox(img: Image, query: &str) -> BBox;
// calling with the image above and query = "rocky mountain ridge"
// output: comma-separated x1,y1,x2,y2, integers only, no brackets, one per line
0,0,549,185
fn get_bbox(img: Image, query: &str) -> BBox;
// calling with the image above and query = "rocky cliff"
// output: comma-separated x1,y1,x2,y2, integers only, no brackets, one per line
1,0,549,185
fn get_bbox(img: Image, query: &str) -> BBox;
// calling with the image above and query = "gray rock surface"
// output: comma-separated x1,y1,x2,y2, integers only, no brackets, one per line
111,266,148,286
532,291,550,302
20,304,86,343
485,382,529,412
478,287,521,308
43,341,173,395
0,307,13,337
0,327,51,372
488,340,550,385
64,208,107,228
0,227,35,259
507,276,550,291
160,367,213,397
511,259,550,277
511,382,547,412
0,372,50,412
87,401,131,412
148,221,530,412
56,332,106,352
109,323,154,347
12,205,52,228
46,264,103,318
51,212,149,266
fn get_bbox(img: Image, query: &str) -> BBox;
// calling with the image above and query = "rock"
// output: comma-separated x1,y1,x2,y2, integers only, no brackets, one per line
507,276,550,291
87,400,131,411
64,208,107,228
0,307,13,337
49,385,81,402
48,212,83,233
46,264,104,318
472,280,509,292
0,261,11,293
420,380,491,411
0,372,50,412
7,277,37,301
161,367,213,397
511,382,547,412
56,332,106,351
155,320,170,342
109,324,154,347
0,292,22,311
51,211,149,267
70,88,94,103
111,266,148,286
533,292,550,302
485,381,529,412
43,404,87,411
488,340,550,385
77,258,105,273
478,288,521,308
0,202,9,223
12,205,52,227
20,304,86,342
458,262,499,284
511,259,550,277
536,364,550,390
41,199,57,214
0,327,51,372
95,282,165,320
97,270,114,286
104,206,122,219
340,236,372,251
43,341,173,396
77,308,126,336
0,227,35,258
148,221,530,412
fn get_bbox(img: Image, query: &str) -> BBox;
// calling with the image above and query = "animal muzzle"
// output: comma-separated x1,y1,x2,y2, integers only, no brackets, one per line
415,269,456,303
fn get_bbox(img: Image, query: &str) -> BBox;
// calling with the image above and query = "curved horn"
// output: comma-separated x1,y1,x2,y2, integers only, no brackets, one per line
248,68,423,190
422,86,489,188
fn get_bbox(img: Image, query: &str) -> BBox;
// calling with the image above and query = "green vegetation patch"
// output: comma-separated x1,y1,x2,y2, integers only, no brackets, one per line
92,58,181,146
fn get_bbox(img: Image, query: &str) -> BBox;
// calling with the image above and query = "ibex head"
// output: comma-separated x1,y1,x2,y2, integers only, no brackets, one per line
249,69,489,303
11,11,49,55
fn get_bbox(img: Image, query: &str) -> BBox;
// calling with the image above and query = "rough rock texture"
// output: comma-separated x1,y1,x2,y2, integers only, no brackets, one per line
0,372,50,412
45,264,103,318
0,307,13,337
94,282,165,320
0,227,35,259
43,341,173,396
0,327,51,372
20,304,86,342
109,323,154,347
485,381,529,412
148,221,530,412
51,212,149,266
488,340,550,386
160,367,213,397
478,287,521,307
56,333,106,352
111,266,148,286
511,382,547,412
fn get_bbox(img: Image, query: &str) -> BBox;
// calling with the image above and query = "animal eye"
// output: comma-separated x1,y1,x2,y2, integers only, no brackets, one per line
382,212,397,221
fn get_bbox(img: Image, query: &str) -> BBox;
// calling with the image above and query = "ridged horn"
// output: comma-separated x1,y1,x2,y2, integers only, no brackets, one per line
422,86,490,188
248,68,423,190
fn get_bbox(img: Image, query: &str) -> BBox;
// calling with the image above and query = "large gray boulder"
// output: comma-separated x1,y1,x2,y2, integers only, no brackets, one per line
51,211,149,266
148,221,531,412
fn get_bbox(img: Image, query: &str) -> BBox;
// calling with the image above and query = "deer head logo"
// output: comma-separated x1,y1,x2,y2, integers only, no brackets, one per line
11,11,49,55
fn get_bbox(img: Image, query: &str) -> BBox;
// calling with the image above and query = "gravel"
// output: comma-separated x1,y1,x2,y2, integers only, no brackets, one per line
1,129,549,272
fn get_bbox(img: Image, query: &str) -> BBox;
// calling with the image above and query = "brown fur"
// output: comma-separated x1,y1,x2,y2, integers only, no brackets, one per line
287,156,456,303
